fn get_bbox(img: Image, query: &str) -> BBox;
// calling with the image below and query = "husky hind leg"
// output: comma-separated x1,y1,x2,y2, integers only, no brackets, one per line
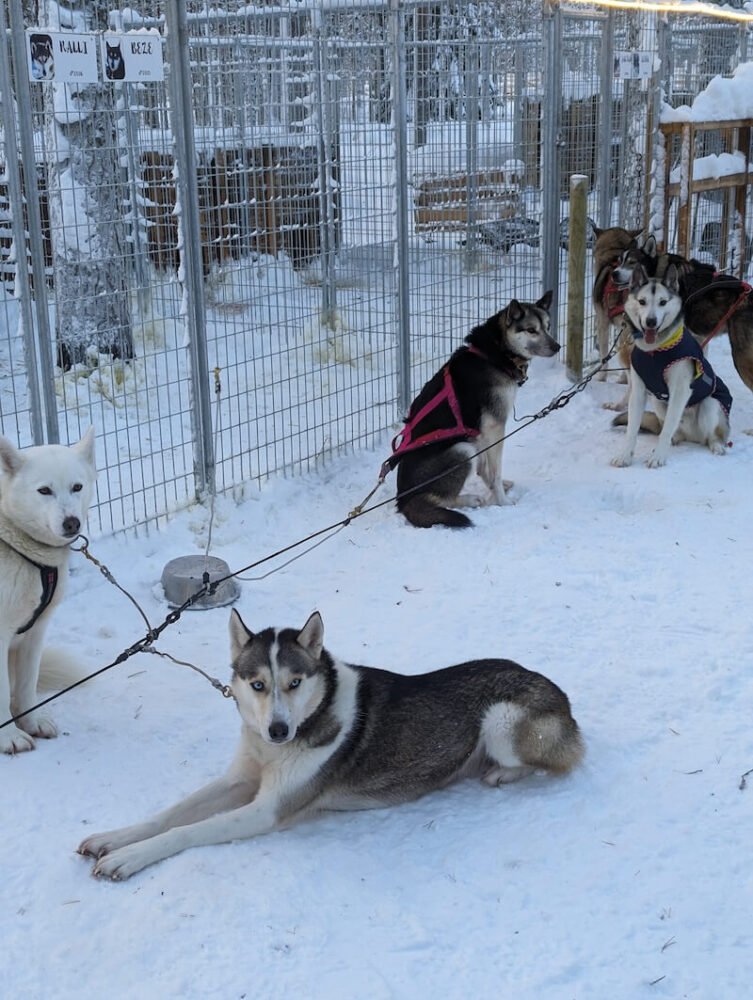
480,701,584,787
728,312,753,393
396,443,475,528
683,397,730,455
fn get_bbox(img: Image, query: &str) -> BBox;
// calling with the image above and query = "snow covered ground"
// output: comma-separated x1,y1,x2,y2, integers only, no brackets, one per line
3,335,752,1000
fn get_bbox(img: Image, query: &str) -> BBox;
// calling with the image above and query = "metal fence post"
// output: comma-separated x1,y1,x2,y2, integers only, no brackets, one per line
5,0,59,444
464,31,480,271
312,15,338,329
390,0,412,416
164,0,215,499
597,10,615,229
542,0,563,326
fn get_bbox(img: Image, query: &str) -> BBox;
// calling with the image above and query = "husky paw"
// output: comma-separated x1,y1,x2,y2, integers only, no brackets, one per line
610,451,633,468
17,712,58,740
482,765,534,786
0,725,36,754
602,399,628,413
91,843,151,881
78,829,131,859
708,439,726,456
645,450,668,468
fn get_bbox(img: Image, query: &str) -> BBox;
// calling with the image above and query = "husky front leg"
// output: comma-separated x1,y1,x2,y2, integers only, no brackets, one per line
10,629,57,741
593,304,610,381
79,758,261,859
89,782,286,881
646,361,693,467
474,410,512,505
0,638,36,753
611,369,648,467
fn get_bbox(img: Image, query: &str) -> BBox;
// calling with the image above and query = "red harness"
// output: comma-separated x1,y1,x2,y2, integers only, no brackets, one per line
698,278,752,349
380,346,499,479
380,346,530,479
603,272,629,319
380,365,479,479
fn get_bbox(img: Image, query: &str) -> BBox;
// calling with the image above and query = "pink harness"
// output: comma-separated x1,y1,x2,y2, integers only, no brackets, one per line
379,346,489,479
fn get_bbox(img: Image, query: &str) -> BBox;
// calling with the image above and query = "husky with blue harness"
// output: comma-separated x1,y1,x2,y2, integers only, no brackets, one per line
611,263,732,469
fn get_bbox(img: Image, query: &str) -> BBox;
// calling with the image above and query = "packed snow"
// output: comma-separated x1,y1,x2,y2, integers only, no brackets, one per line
3,331,752,999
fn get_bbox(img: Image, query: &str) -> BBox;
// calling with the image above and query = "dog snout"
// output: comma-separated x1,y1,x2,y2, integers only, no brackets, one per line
62,516,81,537
646,315,657,330
268,720,290,743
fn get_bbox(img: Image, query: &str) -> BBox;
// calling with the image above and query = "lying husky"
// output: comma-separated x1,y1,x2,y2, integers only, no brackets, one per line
611,264,732,468
78,610,584,880
393,293,559,528
0,429,96,754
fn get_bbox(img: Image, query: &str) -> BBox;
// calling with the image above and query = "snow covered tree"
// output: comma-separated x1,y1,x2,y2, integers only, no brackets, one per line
43,0,132,369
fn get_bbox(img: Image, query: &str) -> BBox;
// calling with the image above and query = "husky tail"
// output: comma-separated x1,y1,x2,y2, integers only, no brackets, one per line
397,494,472,529
38,647,92,692
515,709,585,775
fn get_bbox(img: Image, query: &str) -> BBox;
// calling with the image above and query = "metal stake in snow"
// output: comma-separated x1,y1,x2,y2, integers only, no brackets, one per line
161,367,239,611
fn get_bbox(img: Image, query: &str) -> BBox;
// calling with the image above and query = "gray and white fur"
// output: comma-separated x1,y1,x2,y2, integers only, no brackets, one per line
79,610,584,880
611,263,730,468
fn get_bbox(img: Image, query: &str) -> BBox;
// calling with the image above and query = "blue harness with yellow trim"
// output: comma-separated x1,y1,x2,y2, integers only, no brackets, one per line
631,323,733,415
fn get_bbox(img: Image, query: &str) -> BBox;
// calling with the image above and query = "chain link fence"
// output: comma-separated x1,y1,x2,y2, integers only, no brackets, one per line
0,1,750,534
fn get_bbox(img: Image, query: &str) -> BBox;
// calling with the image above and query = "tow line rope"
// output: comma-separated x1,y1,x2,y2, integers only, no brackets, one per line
1,336,619,734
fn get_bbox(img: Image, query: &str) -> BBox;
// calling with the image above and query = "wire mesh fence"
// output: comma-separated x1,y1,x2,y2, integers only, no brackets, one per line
0,1,750,535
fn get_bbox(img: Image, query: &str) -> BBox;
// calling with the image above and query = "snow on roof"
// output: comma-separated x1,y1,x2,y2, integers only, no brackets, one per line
661,61,753,122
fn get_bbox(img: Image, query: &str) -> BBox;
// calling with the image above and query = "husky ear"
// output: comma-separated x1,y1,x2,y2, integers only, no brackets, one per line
73,426,96,468
506,299,524,323
630,263,648,292
229,609,254,662
628,227,644,241
536,289,554,312
590,221,602,239
0,436,23,477
296,612,324,660
641,234,657,258
664,262,680,293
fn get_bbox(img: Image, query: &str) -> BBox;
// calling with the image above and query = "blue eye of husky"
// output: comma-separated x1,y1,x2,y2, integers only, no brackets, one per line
250,680,265,692
289,678,301,690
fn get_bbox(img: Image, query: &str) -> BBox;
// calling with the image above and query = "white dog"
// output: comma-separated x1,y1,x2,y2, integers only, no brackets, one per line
0,428,96,753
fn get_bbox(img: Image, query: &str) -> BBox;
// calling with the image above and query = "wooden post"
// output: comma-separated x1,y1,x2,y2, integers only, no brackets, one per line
566,173,588,382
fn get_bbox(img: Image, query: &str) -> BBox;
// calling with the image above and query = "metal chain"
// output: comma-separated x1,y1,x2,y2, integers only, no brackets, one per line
1,337,621,733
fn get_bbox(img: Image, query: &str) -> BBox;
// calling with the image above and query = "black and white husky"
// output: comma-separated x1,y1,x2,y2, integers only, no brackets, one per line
78,610,584,880
29,34,55,81
611,263,732,469
394,293,559,528
104,41,126,81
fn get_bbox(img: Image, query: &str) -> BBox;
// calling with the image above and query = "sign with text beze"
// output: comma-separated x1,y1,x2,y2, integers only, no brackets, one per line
27,30,99,84
101,32,164,83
